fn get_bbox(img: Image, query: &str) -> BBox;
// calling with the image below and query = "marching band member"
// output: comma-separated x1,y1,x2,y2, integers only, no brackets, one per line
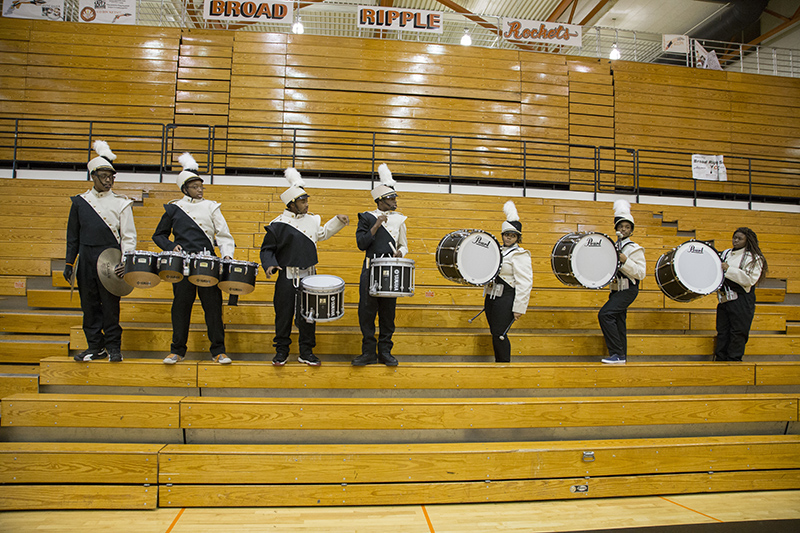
352,164,408,366
260,168,349,366
65,140,136,363
153,153,235,365
599,200,646,364
715,227,768,361
483,201,533,363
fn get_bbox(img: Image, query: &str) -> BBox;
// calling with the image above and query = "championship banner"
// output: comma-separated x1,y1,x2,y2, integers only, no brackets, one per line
3,0,65,21
357,5,443,34
692,154,727,181
204,0,292,22
502,18,582,47
78,0,135,24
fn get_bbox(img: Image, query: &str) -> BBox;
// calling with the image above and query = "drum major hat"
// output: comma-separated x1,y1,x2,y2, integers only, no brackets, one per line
501,200,522,234
176,152,203,191
613,199,635,230
371,163,398,201
87,140,117,174
280,167,309,205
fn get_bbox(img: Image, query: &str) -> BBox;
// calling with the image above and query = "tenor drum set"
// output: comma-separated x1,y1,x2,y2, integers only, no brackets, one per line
114,250,260,296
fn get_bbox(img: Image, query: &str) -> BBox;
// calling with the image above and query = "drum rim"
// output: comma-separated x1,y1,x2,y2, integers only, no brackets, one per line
370,257,415,266
301,274,345,291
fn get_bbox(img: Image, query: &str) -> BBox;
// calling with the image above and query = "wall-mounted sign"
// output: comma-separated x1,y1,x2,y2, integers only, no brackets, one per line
78,0,136,24
204,0,293,22
502,18,582,47
663,34,689,54
357,5,443,34
692,154,727,181
3,0,64,21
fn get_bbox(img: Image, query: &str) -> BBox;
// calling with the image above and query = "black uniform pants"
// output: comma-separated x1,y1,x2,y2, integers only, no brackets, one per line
715,286,756,361
77,245,122,351
170,277,225,357
358,267,397,356
485,279,516,363
273,269,316,356
598,281,639,357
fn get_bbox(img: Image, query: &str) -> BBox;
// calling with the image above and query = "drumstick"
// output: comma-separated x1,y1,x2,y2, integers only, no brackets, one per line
468,308,485,323
389,241,397,256
498,317,517,341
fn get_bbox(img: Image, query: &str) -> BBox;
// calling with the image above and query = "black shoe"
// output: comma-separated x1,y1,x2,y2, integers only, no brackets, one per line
272,353,289,366
108,349,123,363
298,353,321,366
352,353,378,366
377,353,398,366
73,348,108,362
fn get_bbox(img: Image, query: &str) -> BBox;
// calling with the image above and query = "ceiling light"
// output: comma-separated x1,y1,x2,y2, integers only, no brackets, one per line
460,29,472,46
292,16,304,34
609,43,621,60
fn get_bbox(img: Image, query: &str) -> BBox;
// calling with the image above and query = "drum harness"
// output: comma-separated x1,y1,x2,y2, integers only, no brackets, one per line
610,238,636,291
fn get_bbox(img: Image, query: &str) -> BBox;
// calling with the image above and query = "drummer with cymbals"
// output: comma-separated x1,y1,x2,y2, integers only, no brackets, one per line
351,164,408,366
260,168,349,367
598,200,646,364
65,140,137,363
153,153,235,365
483,201,533,363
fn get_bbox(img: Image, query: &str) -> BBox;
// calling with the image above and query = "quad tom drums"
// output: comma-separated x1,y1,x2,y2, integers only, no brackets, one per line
551,232,619,289
187,254,221,287
436,230,502,286
369,257,415,297
299,274,345,323
123,250,161,288
219,259,259,295
656,240,724,302
157,250,186,283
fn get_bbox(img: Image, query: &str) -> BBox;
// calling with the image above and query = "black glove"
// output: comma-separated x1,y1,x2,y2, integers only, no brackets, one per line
63,264,74,283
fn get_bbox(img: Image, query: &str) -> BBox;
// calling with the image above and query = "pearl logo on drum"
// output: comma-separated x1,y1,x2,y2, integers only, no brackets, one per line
472,236,492,248
688,245,705,254
584,237,604,247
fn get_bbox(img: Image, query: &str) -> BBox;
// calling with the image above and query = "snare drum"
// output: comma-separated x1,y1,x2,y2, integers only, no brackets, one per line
219,259,259,295
551,232,618,289
157,250,186,283
656,240,724,302
187,254,221,287
123,250,161,288
436,230,502,286
369,257,415,297
299,274,345,323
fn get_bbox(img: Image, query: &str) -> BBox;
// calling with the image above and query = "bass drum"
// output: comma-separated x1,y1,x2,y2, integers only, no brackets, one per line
299,274,345,323
436,230,501,286
551,232,618,289
656,240,724,302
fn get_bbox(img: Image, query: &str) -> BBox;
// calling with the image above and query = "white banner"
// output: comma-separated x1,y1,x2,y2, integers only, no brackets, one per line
663,34,688,54
692,154,727,181
502,18,582,47
204,0,292,23
357,6,443,34
78,0,135,24
3,0,64,20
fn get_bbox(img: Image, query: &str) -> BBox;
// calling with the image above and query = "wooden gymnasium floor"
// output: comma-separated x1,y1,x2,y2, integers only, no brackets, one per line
1,490,799,532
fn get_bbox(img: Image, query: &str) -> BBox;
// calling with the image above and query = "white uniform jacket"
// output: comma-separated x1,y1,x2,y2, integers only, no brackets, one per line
721,247,763,293
260,210,346,271
497,244,533,315
66,188,137,266
153,196,235,258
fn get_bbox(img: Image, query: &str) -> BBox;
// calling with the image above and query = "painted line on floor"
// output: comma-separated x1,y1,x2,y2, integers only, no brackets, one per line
660,496,724,523
421,504,436,533
164,507,186,533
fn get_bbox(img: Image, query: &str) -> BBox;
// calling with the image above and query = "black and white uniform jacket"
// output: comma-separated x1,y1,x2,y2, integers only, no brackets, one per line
66,188,137,265
609,238,646,291
484,244,533,315
260,210,346,276
720,248,762,293
356,209,408,266
152,196,235,257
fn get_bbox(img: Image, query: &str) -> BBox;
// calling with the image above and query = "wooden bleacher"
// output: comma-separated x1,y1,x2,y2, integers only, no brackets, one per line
0,178,799,510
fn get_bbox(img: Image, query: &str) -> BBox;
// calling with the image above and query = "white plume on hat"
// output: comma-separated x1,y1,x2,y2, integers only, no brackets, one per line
176,152,203,191
280,167,308,205
613,199,635,230
87,140,117,173
501,200,522,234
371,163,398,201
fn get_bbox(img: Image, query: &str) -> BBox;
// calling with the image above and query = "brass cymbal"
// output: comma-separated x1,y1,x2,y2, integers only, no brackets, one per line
97,248,134,297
